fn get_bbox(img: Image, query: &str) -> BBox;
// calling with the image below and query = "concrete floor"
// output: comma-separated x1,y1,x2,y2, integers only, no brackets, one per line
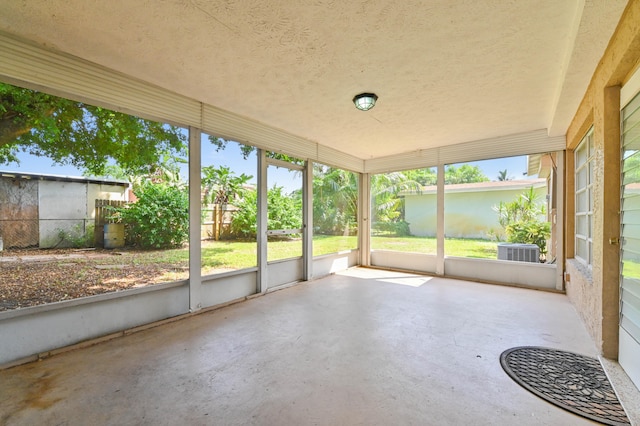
0,268,622,425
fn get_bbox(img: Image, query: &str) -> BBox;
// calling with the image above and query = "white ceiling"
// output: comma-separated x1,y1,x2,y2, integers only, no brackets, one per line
0,0,629,161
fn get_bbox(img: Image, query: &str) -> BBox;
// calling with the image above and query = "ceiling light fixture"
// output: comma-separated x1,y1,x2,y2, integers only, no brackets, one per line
353,93,378,111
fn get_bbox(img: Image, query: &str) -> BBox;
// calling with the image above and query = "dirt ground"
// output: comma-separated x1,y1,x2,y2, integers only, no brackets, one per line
0,247,188,311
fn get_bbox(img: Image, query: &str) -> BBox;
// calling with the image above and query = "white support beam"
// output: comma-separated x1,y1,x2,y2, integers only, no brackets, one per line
436,164,445,276
359,173,371,267
188,126,202,312
257,149,268,293
556,150,565,291
303,161,313,280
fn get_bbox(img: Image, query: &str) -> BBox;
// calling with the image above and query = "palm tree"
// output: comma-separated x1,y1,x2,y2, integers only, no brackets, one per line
497,169,510,181
201,165,253,240
371,172,422,235
201,165,252,205
313,166,358,235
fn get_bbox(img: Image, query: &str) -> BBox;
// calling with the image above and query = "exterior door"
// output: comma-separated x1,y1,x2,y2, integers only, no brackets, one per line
265,159,305,289
620,70,640,390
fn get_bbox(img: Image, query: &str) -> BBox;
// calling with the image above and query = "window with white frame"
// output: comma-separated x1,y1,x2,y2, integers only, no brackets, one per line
575,127,594,266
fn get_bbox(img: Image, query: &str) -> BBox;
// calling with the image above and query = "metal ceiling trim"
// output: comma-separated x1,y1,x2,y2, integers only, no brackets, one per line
202,104,318,160
202,104,364,172
316,145,364,172
0,32,566,176
364,130,566,174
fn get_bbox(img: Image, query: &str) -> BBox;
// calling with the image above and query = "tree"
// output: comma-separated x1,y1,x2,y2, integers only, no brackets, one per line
371,172,422,236
101,152,187,191
497,169,511,181
201,165,252,205
0,83,187,176
201,165,253,240
404,168,437,186
313,165,358,235
444,164,489,184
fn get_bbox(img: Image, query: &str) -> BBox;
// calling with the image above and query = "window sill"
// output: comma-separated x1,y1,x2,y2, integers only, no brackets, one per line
566,258,593,284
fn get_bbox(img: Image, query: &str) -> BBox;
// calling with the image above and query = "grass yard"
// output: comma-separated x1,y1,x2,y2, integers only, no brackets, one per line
199,236,497,272
0,235,499,310
175,235,498,274
313,235,498,259
371,235,498,259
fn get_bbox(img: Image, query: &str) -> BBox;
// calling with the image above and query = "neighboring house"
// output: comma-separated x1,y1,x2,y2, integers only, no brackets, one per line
404,179,547,239
0,171,130,249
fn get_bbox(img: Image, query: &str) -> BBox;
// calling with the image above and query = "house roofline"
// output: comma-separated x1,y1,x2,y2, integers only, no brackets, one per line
403,178,546,195
0,170,130,187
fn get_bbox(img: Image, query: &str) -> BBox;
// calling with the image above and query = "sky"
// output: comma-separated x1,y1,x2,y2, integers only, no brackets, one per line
4,138,301,192
465,156,531,181
3,143,533,191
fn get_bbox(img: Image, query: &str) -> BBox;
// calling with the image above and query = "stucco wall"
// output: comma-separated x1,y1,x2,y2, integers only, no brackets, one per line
565,260,600,347
405,184,546,239
404,194,437,237
565,0,640,358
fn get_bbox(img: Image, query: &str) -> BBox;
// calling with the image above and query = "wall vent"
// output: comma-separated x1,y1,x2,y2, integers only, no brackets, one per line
497,243,540,263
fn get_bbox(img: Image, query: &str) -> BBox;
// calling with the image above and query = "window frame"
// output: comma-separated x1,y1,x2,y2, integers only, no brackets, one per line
574,127,594,267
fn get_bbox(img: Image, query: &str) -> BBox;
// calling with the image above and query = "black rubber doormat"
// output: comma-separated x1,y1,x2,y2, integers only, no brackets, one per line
500,346,630,425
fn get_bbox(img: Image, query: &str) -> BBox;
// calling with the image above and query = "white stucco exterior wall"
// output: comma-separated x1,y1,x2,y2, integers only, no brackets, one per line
404,179,547,239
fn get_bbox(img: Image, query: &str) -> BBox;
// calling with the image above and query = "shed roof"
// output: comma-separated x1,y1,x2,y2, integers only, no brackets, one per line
0,170,130,187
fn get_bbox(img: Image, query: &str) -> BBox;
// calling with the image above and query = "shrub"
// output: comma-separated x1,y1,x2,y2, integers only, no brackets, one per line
114,182,189,249
494,186,550,261
266,186,302,231
230,190,258,238
506,220,551,259
372,220,412,236
230,186,302,238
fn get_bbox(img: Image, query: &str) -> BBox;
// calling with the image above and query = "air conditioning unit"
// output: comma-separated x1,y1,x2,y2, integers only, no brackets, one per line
497,243,539,263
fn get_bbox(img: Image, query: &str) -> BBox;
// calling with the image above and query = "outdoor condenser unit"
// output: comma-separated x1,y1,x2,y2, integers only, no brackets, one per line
497,243,540,263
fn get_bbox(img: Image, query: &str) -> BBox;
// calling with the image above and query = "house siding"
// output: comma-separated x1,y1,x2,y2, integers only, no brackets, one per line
404,181,546,240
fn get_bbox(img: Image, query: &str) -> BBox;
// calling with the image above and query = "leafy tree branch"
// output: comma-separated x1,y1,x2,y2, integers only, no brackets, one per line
0,83,187,176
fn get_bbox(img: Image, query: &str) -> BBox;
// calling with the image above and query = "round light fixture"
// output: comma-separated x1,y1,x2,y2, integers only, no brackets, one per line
353,93,378,111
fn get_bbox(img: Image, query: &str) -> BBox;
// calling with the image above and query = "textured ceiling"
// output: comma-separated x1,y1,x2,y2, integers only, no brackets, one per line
0,0,629,161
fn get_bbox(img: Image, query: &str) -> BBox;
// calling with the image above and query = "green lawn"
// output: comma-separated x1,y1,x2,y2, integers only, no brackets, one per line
444,237,498,258
371,235,498,259
137,235,499,277
200,235,498,275
313,235,358,256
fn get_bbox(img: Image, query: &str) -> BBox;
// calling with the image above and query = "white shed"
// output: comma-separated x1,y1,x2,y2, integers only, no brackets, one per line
0,171,130,249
